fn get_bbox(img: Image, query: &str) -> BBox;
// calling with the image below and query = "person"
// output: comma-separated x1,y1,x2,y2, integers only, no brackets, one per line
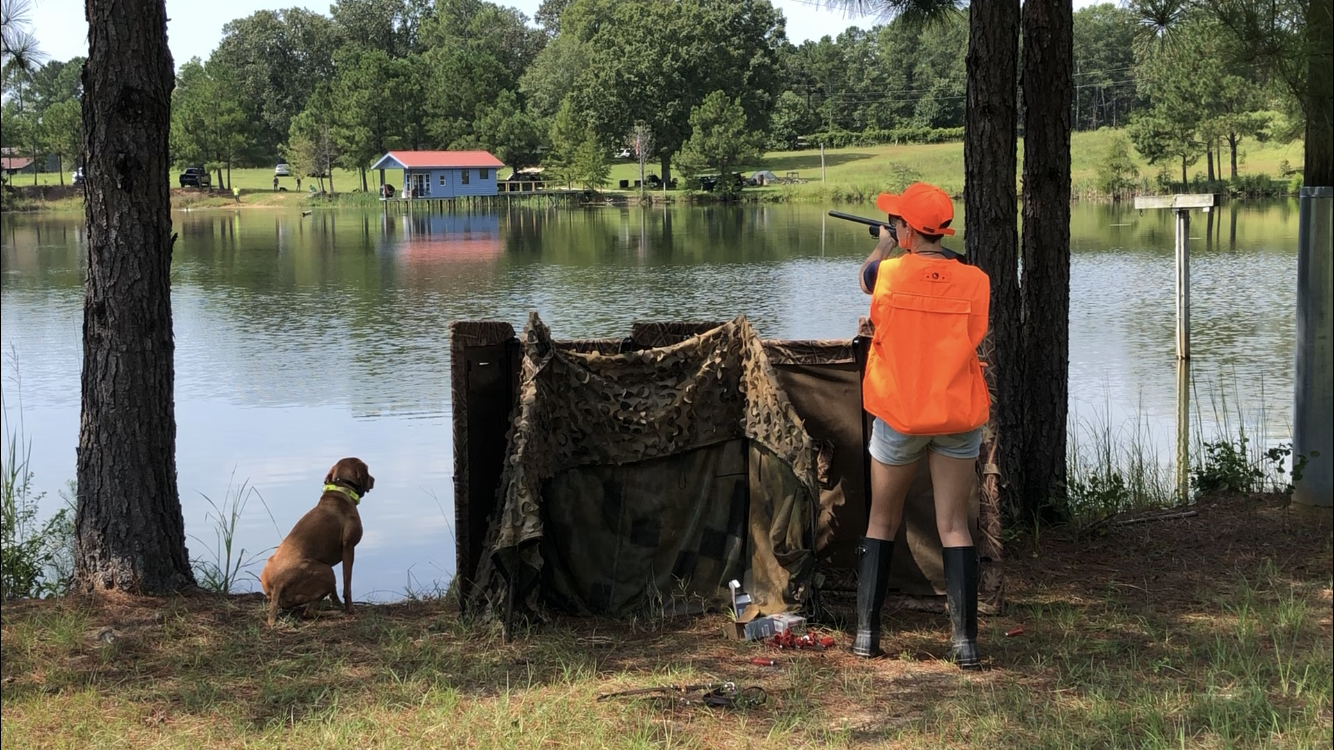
273,176,279,192
853,182,990,670
296,176,302,192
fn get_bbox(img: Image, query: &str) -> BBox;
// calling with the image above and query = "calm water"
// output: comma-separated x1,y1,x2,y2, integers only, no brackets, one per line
0,200,1299,600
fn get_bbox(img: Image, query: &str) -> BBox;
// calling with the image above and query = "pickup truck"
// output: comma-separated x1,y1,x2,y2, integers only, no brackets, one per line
179,167,211,188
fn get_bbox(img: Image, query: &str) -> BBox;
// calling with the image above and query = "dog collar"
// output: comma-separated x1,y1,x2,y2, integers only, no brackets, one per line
324,483,361,505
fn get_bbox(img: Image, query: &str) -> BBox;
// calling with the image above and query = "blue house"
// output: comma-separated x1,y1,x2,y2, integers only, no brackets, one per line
370,150,505,199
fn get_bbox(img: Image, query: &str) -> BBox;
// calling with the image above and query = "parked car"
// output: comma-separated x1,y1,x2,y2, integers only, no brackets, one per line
274,162,291,177
179,167,210,188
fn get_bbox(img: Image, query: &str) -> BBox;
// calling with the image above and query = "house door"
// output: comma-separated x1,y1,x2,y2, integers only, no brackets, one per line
412,173,430,197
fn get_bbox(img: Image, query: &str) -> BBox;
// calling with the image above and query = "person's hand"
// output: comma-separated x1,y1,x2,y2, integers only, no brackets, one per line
874,224,898,257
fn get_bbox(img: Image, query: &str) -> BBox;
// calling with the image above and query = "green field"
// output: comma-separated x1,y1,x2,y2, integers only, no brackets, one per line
4,129,1306,208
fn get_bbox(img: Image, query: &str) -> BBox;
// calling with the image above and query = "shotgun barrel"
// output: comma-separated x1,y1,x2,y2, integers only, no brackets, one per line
827,210,894,239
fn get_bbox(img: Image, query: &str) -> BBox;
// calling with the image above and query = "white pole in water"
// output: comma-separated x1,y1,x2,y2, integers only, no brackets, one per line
1175,207,1191,359
1134,194,1215,360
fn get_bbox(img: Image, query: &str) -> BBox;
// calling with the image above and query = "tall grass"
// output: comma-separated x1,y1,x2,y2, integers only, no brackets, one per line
1,361,75,601
1064,368,1299,526
188,470,277,594
1065,390,1179,523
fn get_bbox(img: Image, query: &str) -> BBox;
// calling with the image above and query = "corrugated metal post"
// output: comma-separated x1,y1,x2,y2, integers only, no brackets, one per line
1294,186,1333,507
1175,208,1191,359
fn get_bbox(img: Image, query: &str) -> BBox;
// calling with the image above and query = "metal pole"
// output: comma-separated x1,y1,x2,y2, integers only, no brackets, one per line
1293,186,1333,507
820,142,826,183
1176,358,1191,503
1175,208,1190,359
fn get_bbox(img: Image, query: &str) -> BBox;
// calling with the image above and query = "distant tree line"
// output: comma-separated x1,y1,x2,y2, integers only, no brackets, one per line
0,0,1303,194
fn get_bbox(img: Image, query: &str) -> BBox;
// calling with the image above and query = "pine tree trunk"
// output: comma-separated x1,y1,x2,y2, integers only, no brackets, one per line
75,0,195,595
1019,0,1073,523
964,0,1022,528
1305,0,1333,185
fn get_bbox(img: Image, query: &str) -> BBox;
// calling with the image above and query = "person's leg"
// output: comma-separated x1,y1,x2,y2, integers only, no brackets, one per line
855,419,925,657
867,458,918,541
928,431,983,670
927,451,975,549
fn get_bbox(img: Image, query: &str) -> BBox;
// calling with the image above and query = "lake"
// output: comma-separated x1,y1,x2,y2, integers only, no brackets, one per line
0,199,1299,600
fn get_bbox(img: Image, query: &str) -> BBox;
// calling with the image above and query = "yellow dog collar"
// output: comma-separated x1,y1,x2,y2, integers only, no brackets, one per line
324,483,361,505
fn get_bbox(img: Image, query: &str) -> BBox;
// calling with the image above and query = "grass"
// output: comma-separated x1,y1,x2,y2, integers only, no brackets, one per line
1,491,1329,749
4,129,1307,213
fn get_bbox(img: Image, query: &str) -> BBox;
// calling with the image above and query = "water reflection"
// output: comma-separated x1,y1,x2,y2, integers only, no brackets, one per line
0,200,1299,599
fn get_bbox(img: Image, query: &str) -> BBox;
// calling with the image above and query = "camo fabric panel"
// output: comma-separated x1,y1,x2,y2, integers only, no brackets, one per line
471,313,818,619
540,440,749,616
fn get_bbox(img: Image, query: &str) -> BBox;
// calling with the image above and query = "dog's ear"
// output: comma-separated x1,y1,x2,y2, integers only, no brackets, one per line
323,464,338,485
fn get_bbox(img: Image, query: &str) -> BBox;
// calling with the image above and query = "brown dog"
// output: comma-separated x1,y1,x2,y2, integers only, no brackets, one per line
259,458,374,626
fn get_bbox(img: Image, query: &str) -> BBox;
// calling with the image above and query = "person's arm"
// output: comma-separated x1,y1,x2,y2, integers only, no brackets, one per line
859,227,898,294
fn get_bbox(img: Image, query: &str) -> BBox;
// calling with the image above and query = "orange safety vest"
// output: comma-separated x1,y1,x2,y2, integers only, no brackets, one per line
863,253,991,435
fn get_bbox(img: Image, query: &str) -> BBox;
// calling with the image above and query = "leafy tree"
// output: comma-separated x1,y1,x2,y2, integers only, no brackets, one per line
545,97,590,188
768,90,816,150
212,8,341,159
1096,131,1140,199
42,98,81,181
569,134,610,191
1128,108,1201,186
288,87,339,193
1072,3,1140,130
675,91,764,194
473,89,544,174
327,46,410,190
171,58,253,188
27,57,83,111
567,0,784,187
330,0,430,57
517,31,582,118
76,0,195,595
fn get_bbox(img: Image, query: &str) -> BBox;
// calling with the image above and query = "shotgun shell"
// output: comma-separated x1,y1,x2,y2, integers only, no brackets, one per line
750,657,777,666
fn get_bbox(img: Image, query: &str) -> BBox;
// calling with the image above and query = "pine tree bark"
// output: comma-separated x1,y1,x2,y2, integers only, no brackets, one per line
1305,0,1333,185
1019,0,1073,522
964,0,1022,525
75,0,195,595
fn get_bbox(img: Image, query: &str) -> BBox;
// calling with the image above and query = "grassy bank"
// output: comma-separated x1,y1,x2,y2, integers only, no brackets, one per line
4,129,1306,213
2,491,1329,749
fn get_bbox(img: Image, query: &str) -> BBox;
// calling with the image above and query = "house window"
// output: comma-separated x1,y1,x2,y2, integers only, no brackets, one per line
461,169,470,185
438,174,446,186
480,168,489,180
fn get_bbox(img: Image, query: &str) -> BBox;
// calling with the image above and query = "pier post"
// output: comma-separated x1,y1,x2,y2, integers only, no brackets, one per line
1133,193,1215,360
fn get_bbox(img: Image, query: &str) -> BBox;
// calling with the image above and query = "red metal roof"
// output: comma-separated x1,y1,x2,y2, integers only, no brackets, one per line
1,156,34,171
379,151,504,169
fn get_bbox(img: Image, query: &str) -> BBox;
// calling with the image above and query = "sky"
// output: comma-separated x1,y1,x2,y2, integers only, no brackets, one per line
25,0,1109,67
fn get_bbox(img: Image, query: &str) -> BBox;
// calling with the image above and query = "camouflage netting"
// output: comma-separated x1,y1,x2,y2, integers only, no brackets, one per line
468,313,819,621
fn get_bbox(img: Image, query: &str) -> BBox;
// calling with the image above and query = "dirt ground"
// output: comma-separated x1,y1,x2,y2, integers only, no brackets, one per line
2,491,1330,748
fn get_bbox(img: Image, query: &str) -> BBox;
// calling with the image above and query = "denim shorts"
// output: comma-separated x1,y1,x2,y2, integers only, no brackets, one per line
869,417,983,465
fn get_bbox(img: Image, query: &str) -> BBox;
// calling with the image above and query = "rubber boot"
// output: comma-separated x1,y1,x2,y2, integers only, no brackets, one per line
852,537,893,658
943,545,982,670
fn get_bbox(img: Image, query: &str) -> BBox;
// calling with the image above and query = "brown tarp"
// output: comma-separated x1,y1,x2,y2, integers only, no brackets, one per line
451,315,1004,625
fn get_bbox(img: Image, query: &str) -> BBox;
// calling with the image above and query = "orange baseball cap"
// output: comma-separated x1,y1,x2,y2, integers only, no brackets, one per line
875,182,956,236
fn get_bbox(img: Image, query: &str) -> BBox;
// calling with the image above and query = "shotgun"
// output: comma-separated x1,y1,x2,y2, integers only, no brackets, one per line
827,210,896,240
